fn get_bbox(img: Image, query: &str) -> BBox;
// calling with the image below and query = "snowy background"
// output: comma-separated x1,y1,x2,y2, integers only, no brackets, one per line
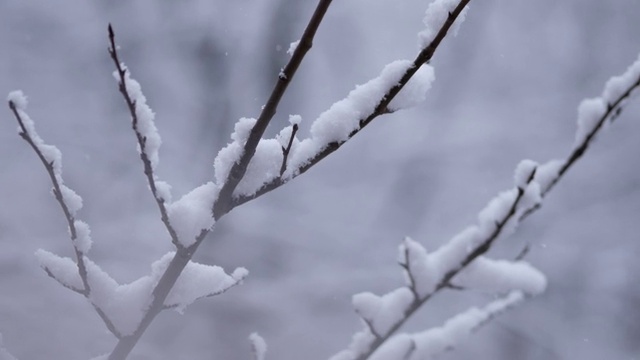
1,0,640,359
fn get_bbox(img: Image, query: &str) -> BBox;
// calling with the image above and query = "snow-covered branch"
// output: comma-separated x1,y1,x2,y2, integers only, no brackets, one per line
107,25,183,249
232,0,471,209
331,52,640,360
214,0,333,217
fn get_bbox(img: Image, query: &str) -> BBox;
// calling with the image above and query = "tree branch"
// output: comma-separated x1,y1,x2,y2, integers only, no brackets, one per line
214,0,334,218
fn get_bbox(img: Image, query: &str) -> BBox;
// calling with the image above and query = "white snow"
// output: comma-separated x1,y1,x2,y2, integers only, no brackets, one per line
453,257,547,295
513,159,538,189
154,180,172,203
35,249,84,291
399,237,438,297
410,291,524,358
418,0,469,49
112,68,162,170
165,257,248,314
60,185,83,215
388,64,435,111
368,334,414,360
167,182,218,247
286,60,433,177
534,159,564,193
287,40,300,56
73,220,93,254
234,139,282,196
249,333,267,360
574,97,606,148
352,287,414,335
328,328,377,360
289,114,302,126
602,53,640,103
214,117,257,186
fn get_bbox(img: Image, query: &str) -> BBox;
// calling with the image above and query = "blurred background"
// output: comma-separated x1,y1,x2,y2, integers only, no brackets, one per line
1,0,639,359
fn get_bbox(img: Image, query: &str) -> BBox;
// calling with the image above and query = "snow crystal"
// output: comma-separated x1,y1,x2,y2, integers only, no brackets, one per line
453,257,547,295
388,64,435,111
7,90,28,109
287,40,300,56
167,182,218,247
574,97,606,148
73,220,93,254
35,249,83,290
353,287,414,335
113,68,162,169
418,0,469,49
249,333,267,360
60,185,83,215
165,258,247,314
513,159,537,189
602,53,640,103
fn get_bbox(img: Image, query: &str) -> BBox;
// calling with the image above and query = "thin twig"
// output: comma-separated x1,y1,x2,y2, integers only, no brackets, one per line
214,0,334,218
280,123,299,177
107,24,183,250
9,101,121,339
232,0,472,210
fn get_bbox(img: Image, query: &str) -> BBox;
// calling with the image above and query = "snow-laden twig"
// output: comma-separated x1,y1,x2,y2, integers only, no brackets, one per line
107,25,184,249
214,0,334,217
232,0,471,209
249,333,267,360
7,92,122,338
332,52,640,360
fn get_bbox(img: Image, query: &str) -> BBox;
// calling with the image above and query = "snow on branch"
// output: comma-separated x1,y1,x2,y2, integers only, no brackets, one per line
231,0,472,210
107,25,185,249
214,0,333,218
521,52,640,220
333,160,542,360
331,52,640,360
8,91,92,289
249,333,267,360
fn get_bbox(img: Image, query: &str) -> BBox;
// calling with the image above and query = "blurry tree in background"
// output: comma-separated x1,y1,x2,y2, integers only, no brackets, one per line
1,1,640,360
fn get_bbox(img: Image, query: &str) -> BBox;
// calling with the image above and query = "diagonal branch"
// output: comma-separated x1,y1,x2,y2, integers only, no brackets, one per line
214,0,333,218
107,24,183,249
8,101,91,293
232,0,472,210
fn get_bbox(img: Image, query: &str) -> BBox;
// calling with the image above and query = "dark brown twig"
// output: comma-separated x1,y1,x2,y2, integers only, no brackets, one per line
232,0,472,209
280,123,299,177
107,24,183,250
9,100,121,339
214,0,334,218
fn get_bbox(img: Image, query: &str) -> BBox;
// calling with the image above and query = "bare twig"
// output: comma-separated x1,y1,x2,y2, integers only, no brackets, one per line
214,0,334,218
107,24,183,250
232,0,472,209
280,123,299,177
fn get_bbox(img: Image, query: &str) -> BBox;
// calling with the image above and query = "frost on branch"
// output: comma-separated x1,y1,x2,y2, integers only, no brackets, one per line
285,60,435,177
